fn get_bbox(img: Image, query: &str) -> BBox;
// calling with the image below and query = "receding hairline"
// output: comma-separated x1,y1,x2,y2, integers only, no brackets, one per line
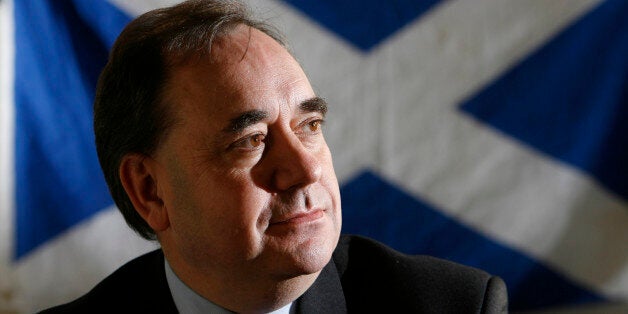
163,23,291,74
154,23,302,151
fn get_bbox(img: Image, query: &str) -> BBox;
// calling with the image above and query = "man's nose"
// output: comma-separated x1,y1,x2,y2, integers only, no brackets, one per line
262,130,322,192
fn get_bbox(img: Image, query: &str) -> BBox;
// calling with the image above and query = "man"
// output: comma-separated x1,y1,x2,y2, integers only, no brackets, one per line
42,0,508,313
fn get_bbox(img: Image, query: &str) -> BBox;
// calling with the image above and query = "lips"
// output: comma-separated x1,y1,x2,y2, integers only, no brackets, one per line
270,209,325,225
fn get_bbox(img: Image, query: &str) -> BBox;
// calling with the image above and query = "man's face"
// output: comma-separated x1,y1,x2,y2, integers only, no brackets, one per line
152,26,341,283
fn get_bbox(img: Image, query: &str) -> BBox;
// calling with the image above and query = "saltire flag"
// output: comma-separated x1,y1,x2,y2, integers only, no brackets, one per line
0,0,626,312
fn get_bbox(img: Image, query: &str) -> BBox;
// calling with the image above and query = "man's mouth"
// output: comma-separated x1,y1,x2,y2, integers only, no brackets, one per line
269,209,325,225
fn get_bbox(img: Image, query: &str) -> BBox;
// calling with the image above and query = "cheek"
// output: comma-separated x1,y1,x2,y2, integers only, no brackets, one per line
210,185,275,261
193,174,272,240
170,180,272,261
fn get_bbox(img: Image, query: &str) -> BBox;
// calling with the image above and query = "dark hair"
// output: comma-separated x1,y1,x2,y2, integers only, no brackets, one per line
94,0,285,239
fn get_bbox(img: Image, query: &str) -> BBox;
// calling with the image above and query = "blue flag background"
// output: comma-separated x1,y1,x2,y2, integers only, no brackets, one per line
1,0,627,312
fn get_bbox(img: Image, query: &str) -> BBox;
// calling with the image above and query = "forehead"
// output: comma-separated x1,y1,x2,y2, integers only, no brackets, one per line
163,25,314,125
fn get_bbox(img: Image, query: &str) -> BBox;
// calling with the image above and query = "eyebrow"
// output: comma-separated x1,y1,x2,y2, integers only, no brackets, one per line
223,97,328,134
300,97,328,116
225,109,269,134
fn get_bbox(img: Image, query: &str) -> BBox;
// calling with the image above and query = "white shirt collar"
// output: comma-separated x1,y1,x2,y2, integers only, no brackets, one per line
164,258,293,314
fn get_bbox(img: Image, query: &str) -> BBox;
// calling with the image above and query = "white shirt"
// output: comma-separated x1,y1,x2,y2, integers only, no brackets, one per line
164,259,293,314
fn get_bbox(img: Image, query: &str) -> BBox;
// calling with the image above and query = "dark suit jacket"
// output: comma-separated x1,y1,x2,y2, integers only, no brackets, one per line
40,235,508,313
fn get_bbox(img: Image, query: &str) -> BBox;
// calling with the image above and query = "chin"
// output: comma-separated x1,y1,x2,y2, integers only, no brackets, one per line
272,233,337,278
298,241,335,273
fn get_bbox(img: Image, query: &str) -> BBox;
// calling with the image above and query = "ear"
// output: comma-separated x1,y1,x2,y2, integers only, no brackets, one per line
119,153,170,232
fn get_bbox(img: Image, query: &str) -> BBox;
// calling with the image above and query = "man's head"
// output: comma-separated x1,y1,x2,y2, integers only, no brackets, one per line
95,0,285,240
94,0,341,311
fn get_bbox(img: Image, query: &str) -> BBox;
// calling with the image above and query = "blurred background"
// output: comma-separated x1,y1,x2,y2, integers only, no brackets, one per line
1,0,627,312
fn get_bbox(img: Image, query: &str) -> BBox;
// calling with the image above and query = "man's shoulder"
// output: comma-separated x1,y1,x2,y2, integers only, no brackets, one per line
332,235,508,313
39,249,177,313
333,234,491,280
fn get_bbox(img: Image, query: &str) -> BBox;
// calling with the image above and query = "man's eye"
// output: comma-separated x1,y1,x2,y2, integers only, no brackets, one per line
233,133,266,150
299,119,325,134
308,120,322,132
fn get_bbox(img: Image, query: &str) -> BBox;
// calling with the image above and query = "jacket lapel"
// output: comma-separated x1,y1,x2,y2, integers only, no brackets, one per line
293,260,347,314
